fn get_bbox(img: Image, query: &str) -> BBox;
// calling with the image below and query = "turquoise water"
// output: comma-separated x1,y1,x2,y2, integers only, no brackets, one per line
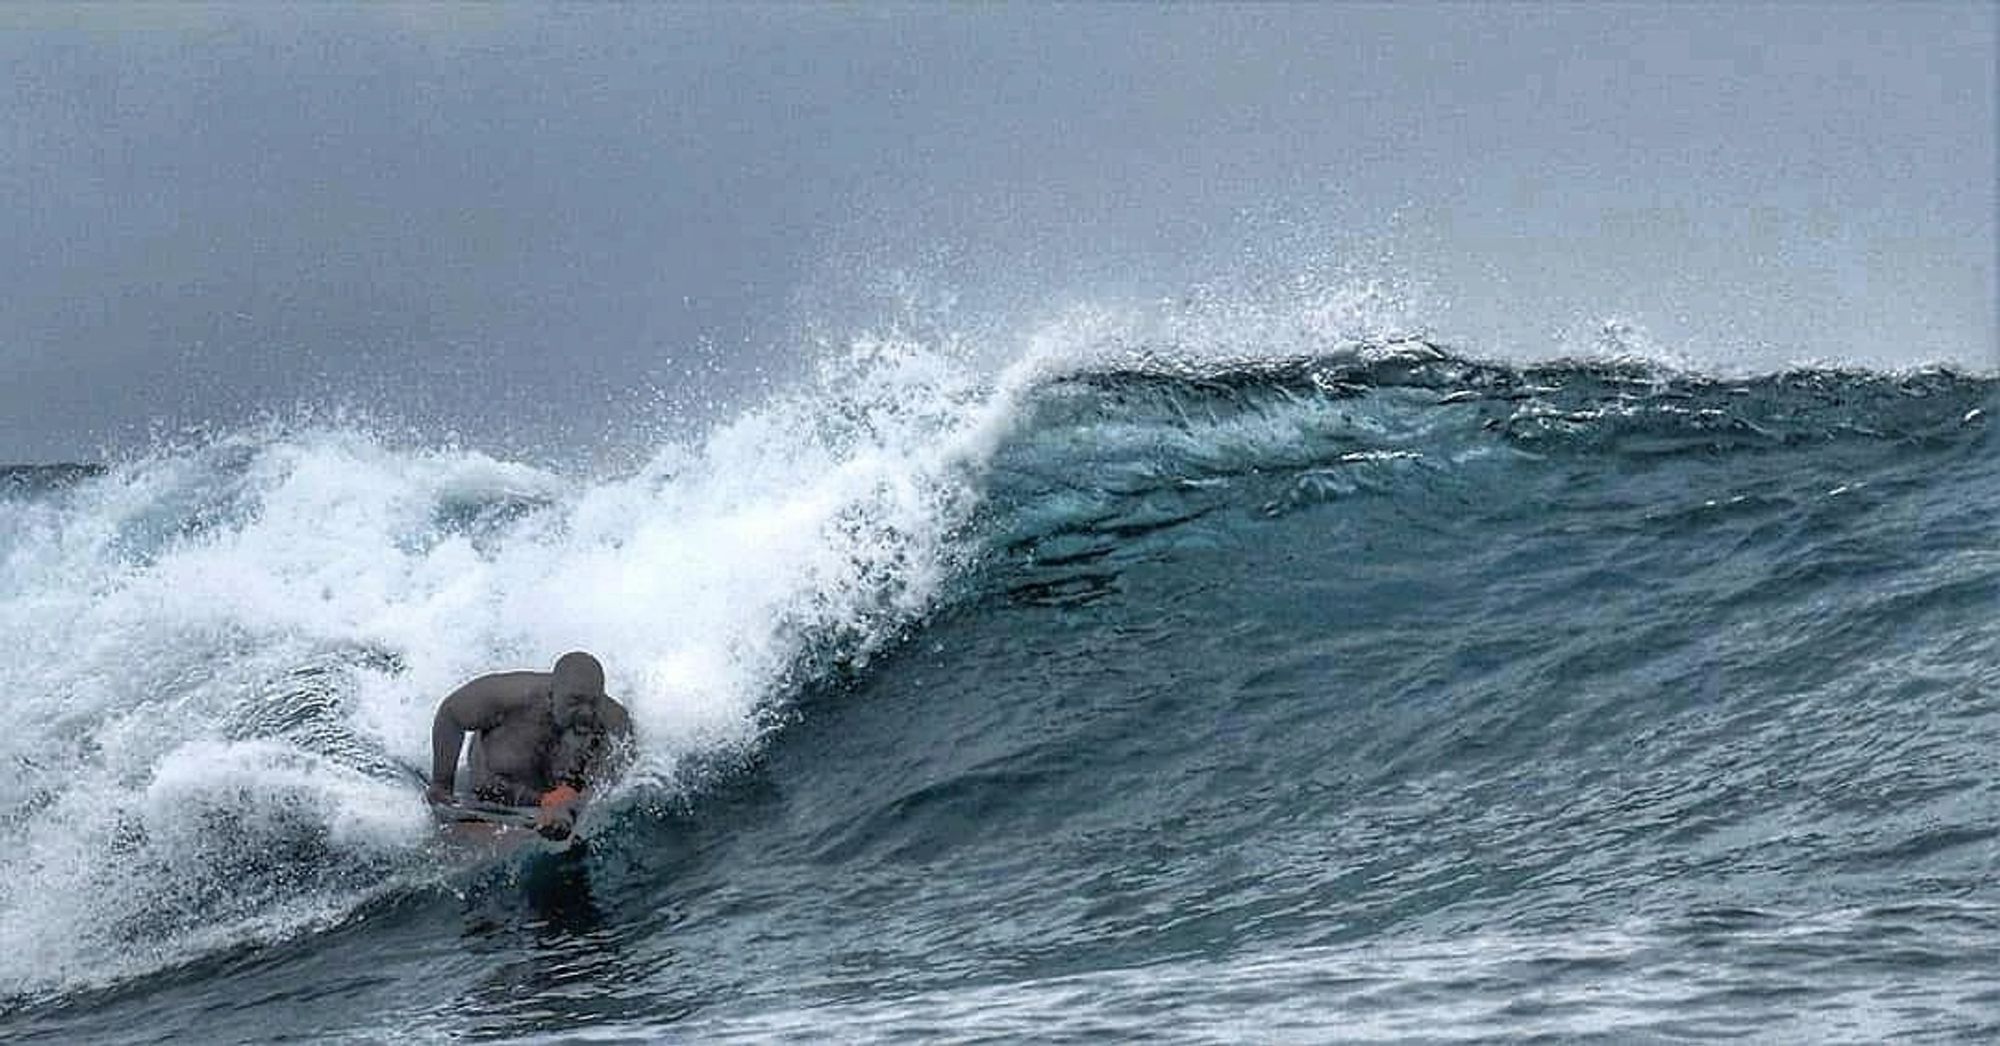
3,345,1995,1042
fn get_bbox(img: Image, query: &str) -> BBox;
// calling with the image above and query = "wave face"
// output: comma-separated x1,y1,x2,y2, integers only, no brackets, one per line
2,344,1996,1042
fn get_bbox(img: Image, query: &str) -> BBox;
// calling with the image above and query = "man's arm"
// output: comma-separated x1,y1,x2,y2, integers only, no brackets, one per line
428,675,526,803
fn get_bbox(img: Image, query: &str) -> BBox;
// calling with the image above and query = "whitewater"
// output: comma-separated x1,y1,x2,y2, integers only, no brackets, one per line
1,320,1995,1043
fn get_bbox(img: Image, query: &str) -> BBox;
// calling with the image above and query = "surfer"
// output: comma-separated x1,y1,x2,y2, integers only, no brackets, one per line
426,651,634,840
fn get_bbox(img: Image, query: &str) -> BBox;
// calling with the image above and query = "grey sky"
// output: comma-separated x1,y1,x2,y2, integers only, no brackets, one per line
3,4,1994,463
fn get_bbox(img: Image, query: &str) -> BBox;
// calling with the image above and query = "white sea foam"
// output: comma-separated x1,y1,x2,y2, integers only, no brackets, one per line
0,333,1043,999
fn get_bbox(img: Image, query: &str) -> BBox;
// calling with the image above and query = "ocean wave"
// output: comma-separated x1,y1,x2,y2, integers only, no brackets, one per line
0,337,1992,1013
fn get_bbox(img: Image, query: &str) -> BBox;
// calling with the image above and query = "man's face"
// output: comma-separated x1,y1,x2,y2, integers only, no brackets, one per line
553,687,599,732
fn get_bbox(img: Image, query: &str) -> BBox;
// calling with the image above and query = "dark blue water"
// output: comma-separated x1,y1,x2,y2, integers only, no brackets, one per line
2,345,1995,1042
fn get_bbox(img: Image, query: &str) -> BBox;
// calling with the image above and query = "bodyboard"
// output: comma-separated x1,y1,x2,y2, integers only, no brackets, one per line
431,799,585,859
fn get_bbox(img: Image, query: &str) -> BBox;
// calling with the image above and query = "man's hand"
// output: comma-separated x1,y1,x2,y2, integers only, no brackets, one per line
535,784,582,840
539,784,582,810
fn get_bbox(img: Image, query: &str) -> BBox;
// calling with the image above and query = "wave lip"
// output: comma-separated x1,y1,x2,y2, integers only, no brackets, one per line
981,344,1994,574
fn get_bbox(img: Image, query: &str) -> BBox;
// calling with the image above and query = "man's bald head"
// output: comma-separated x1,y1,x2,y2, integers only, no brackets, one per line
552,651,605,695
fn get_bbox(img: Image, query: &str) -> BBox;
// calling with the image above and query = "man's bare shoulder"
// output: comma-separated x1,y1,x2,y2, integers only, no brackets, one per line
456,670,551,706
